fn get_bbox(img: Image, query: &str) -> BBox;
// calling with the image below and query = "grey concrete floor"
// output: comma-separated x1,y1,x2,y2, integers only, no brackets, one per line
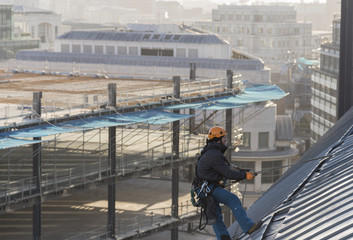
0,177,216,240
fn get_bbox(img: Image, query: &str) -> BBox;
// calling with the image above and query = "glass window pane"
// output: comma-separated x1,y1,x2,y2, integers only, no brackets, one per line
242,132,251,148
259,132,269,148
261,160,282,183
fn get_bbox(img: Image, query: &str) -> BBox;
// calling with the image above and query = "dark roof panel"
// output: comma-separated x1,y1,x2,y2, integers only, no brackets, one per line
58,31,228,45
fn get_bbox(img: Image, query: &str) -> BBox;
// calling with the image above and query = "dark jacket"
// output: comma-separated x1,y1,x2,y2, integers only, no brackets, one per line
196,141,246,183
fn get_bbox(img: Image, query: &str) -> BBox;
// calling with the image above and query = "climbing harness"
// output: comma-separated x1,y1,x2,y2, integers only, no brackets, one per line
190,180,217,230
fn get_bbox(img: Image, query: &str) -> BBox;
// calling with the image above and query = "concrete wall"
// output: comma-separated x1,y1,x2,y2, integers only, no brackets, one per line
55,38,232,59
9,59,270,83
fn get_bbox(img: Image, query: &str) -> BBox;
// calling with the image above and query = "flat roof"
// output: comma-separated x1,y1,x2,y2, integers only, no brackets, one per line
58,31,228,45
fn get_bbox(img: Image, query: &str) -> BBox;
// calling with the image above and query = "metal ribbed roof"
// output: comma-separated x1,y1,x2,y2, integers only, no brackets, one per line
229,107,353,239
58,31,228,45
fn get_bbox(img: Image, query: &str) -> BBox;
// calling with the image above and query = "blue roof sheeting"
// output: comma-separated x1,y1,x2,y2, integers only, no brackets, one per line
162,84,287,110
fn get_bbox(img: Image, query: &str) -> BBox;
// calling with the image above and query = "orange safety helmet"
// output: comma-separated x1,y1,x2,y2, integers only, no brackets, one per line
208,126,226,141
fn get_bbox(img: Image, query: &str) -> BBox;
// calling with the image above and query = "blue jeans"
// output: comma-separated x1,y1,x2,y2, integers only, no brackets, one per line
211,186,254,239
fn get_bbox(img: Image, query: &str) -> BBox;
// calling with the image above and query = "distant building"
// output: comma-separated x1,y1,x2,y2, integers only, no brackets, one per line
194,5,313,76
310,18,340,143
13,5,61,50
0,0,39,8
14,28,270,81
231,104,299,208
0,5,39,60
294,0,341,31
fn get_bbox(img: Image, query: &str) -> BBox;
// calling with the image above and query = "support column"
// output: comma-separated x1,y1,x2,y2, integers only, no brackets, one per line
107,83,116,239
189,108,195,134
171,76,180,240
338,0,353,118
189,63,196,134
32,92,42,240
189,63,196,81
224,70,233,227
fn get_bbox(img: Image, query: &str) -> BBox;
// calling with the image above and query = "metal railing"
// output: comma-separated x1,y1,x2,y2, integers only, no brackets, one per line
64,226,112,240
0,140,202,207
63,201,199,240
115,200,198,237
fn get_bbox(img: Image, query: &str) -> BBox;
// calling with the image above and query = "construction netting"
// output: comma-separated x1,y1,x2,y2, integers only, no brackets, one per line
161,84,287,110
0,83,287,149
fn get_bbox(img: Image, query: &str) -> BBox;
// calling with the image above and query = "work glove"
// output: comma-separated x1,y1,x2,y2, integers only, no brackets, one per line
245,171,257,180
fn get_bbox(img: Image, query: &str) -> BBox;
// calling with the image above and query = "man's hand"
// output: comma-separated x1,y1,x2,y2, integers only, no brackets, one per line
245,171,257,180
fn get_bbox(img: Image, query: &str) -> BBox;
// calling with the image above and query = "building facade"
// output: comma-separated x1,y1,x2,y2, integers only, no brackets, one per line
231,104,299,208
0,5,12,40
310,19,340,143
13,5,61,50
55,31,231,60
194,5,313,74
0,4,39,59
14,29,270,81
0,0,39,8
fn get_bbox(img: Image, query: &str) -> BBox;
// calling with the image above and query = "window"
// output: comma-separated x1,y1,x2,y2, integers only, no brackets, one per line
254,15,263,22
72,44,81,53
189,49,198,58
83,45,92,54
176,48,186,57
258,132,269,148
94,45,103,54
141,48,158,56
242,132,250,148
31,26,35,38
141,48,173,57
261,160,282,183
237,161,255,183
106,46,115,55
39,23,49,43
143,34,151,39
118,46,127,55
161,49,173,56
164,35,172,40
129,46,138,55
61,44,70,53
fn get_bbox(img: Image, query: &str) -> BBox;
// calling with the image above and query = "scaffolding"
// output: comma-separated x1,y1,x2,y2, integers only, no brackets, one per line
0,71,286,240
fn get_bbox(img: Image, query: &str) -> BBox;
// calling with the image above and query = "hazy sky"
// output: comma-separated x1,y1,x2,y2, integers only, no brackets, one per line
177,0,326,4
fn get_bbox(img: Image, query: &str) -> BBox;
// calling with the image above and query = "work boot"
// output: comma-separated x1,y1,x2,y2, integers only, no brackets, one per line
247,221,264,235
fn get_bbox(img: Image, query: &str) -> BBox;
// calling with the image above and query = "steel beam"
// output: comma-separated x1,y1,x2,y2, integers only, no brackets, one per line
108,83,117,239
171,76,180,240
224,70,233,227
32,92,42,240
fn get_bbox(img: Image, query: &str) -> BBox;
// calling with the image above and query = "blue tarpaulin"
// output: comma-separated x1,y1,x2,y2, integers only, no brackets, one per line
0,83,287,149
162,84,287,110
0,137,42,150
0,110,192,139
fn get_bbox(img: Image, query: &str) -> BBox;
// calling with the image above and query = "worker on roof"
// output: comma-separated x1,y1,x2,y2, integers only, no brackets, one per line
193,126,262,239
